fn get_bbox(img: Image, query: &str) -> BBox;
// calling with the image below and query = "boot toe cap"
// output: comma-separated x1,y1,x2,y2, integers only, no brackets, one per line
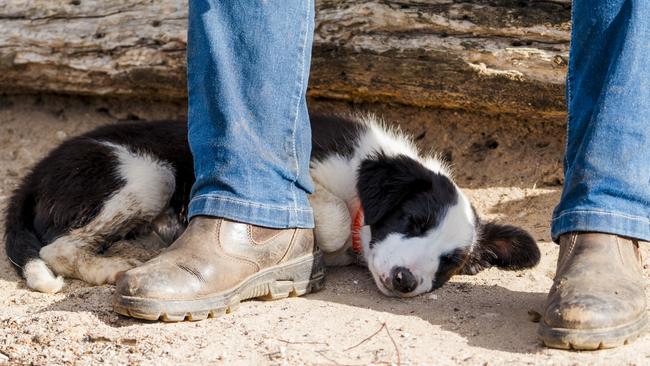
543,284,646,330
115,262,198,299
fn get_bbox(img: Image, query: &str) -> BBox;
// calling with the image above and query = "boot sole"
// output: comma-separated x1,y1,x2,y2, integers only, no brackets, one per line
113,251,326,322
538,312,648,350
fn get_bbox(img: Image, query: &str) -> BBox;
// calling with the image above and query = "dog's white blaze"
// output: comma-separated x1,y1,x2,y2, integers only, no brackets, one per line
24,259,65,294
367,192,477,297
355,119,419,161
101,142,176,220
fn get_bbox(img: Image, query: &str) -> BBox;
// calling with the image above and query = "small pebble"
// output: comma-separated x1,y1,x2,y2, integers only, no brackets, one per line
56,131,68,140
428,293,438,300
527,310,542,323
87,335,111,343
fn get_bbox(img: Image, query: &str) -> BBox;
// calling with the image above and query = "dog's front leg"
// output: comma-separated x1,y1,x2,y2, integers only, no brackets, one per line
309,181,352,257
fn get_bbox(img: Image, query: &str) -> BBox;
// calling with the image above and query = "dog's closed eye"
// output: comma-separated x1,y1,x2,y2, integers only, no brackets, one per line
406,215,429,237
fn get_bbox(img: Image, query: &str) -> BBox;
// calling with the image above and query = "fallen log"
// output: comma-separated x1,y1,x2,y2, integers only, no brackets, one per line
0,0,571,117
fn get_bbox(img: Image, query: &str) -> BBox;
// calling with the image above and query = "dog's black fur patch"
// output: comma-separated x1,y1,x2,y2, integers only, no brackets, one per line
356,154,458,246
310,114,367,161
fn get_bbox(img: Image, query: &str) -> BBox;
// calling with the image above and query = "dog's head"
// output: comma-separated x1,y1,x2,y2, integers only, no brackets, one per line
356,154,540,297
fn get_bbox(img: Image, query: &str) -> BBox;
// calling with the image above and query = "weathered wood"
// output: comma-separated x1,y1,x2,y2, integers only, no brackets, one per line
0,0,571,117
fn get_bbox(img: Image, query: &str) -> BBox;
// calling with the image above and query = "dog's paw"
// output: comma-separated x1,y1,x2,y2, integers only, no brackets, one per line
310,182,352,253
103,259,143,284
459,263,486,276
323,240,357,266
79,257,143,285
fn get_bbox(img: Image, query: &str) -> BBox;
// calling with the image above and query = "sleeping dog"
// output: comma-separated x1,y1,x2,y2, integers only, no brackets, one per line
4,114,540,297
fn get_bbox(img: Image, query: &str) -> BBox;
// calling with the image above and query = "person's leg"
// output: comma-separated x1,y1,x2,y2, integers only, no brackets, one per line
113,0,325,321
540,0,650,349
187,0,314,229
552,1,650,240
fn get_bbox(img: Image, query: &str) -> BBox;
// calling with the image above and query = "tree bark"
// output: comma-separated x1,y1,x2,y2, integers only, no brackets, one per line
0,0,570,117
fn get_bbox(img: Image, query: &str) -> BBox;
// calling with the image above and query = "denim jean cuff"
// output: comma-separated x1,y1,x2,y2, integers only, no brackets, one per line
188,194,314,229
551,209,650,243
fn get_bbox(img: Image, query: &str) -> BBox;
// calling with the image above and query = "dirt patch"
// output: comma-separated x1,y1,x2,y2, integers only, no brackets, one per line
1,94,648,365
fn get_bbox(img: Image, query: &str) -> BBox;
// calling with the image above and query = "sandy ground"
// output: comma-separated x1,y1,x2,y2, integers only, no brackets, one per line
1,94,649,365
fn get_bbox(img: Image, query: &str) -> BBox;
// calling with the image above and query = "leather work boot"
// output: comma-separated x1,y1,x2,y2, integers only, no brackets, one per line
113,217,325,321
538,233,648,350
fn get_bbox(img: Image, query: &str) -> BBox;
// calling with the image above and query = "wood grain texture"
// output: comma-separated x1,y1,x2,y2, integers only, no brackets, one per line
0,0,571,116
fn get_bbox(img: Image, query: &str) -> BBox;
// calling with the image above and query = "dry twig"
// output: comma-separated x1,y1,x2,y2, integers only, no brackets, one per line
343,322,386,352
383,323,401,366
277,339,329,346
342,321,401,366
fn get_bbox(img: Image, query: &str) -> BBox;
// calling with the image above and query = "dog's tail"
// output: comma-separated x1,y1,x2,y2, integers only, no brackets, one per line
4,181,64,293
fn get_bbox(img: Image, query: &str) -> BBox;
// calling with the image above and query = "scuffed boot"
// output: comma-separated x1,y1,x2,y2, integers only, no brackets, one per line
113,216,325,321
539,233,647,349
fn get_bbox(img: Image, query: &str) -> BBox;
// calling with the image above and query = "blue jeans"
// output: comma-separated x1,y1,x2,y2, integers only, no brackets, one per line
187,0,315,228
552,0,650,242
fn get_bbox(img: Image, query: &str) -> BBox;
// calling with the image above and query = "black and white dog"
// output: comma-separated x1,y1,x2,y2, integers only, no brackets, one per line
4,114,540,296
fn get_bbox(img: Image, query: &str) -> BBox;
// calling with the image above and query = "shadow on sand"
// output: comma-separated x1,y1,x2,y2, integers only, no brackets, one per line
35,264,547,353
308,266,548,354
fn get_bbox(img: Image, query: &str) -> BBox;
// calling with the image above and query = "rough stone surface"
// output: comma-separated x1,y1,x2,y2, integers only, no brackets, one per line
0,0,571,116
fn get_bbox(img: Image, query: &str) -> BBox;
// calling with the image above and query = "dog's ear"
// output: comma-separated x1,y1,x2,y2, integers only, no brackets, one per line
356,154,433,226
462,222,540,275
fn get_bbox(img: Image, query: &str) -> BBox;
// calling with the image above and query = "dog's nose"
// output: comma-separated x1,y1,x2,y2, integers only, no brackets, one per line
391,267,417,293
